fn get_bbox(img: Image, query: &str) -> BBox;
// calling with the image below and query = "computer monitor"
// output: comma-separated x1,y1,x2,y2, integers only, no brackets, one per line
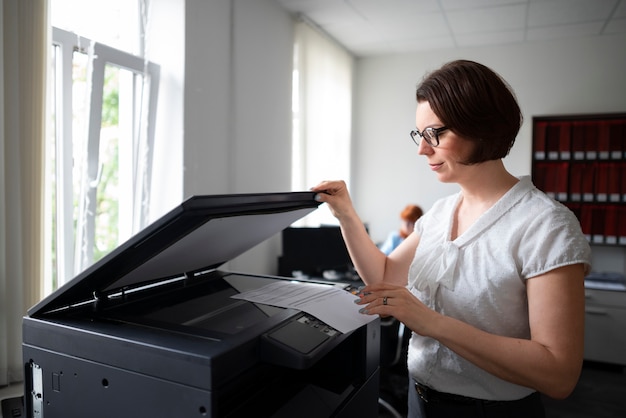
279,226,355,279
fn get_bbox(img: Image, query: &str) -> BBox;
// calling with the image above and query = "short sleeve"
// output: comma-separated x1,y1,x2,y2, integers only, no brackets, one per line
519,205,591,279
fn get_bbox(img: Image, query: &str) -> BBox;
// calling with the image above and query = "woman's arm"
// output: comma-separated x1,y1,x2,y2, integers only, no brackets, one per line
357,263,586,399
311,180,415,285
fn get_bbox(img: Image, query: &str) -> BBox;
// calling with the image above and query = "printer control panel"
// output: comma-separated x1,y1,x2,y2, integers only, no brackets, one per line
261,312,342,369
296,314,339,338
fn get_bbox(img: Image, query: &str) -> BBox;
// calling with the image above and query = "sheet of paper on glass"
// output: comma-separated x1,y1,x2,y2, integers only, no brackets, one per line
232,281,377,333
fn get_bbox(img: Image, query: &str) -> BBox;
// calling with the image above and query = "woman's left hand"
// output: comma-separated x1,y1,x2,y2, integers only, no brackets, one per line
354,282,439,337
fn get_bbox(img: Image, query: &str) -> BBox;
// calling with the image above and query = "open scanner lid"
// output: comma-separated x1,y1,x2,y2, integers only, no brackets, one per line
29,192,321,316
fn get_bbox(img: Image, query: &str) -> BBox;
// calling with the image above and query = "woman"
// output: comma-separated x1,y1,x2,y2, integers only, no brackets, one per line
379,204,423,255
311,60,591,418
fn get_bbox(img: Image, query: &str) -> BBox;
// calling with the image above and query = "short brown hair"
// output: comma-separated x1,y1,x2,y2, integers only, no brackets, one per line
415,60,522,164
401,204,423,222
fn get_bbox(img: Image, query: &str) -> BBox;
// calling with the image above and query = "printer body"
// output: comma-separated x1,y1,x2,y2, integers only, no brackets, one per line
22,192,380,417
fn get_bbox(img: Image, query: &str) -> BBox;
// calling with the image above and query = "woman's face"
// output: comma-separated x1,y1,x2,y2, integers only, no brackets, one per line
415,101,474,183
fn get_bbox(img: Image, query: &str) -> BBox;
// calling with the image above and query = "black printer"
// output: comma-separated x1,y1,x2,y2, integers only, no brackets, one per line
22,192,380,418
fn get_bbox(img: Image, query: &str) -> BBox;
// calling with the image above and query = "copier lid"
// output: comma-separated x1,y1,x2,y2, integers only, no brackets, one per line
29,192,321,316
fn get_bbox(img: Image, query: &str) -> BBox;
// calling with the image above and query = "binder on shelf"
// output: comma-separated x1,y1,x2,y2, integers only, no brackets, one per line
581,163,596,202
571,122,586,160
591,206,605,244
584,122,598,160
545,124,561,160
621,162,626,202
594,163,609,202
533,121,547,160
609,120,625,159
555,162,569,201
559,122,572,160
597,121,611,160
619,207,626,245
535,163,568,201
604,205,618,245
568,163,583,202
608,163,621,203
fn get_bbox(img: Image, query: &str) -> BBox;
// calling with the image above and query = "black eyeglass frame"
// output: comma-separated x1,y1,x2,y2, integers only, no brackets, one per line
410,126,449,147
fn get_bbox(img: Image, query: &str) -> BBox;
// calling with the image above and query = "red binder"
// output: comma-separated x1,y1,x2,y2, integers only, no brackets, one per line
604,205,617,245
571,122,586,160
584,122,598,160
555,162,569,201
568,163,583,201
591,205,605,244
608,163,621,203
559,122,572,160
546,123,560,160
581,163,596,202
534,121,547,160
594,162,609,202
609,120,625,159
622,163,626,201
597,121,610,160
619,207,626,245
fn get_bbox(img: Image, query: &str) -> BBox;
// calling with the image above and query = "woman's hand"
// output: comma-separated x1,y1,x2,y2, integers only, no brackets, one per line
354,282,439,336
310,180,356,221
311,180,386,285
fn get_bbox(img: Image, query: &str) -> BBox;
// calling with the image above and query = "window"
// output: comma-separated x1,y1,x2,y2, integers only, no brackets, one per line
291,21,354,226
45,25,159,294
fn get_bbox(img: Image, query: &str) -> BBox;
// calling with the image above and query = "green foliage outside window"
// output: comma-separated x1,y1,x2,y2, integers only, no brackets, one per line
94,65,120,262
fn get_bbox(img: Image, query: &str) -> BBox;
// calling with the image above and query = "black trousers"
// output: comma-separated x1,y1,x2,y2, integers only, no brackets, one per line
408,379,546,418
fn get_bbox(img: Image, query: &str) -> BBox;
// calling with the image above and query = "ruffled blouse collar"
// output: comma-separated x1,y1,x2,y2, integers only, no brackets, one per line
408,176,534,294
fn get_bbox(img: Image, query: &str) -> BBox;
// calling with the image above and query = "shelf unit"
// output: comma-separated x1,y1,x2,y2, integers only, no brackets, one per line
533,113,626,366
584,286,626,366
531,113,626,246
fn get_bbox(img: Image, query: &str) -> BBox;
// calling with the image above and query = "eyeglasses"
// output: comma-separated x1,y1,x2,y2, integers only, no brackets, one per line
410,126,448,147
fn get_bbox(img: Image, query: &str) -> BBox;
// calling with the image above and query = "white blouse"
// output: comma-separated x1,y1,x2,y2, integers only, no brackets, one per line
407,176,591,400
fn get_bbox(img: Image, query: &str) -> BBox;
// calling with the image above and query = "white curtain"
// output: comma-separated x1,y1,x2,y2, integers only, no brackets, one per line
1,0,48,386
292,20,353,226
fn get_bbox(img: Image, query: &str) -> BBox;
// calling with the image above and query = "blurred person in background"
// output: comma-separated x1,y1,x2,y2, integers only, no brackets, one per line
380,204,423,255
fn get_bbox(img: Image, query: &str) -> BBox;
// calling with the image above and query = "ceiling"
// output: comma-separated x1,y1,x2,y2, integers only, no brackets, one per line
276,0,626,57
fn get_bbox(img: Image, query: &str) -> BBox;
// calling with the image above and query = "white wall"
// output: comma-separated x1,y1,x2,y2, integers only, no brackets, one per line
179,2,626,276
183,0,294,275
149,0,185,221
352,34,626,268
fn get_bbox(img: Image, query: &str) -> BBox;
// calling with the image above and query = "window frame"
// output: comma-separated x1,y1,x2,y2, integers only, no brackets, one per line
48,27,160,289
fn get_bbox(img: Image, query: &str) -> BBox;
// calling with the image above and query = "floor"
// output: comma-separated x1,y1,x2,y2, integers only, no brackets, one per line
0,383,23,418
378,361,626,418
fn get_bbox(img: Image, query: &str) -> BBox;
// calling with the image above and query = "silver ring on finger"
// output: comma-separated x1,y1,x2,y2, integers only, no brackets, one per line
383,296,388,305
